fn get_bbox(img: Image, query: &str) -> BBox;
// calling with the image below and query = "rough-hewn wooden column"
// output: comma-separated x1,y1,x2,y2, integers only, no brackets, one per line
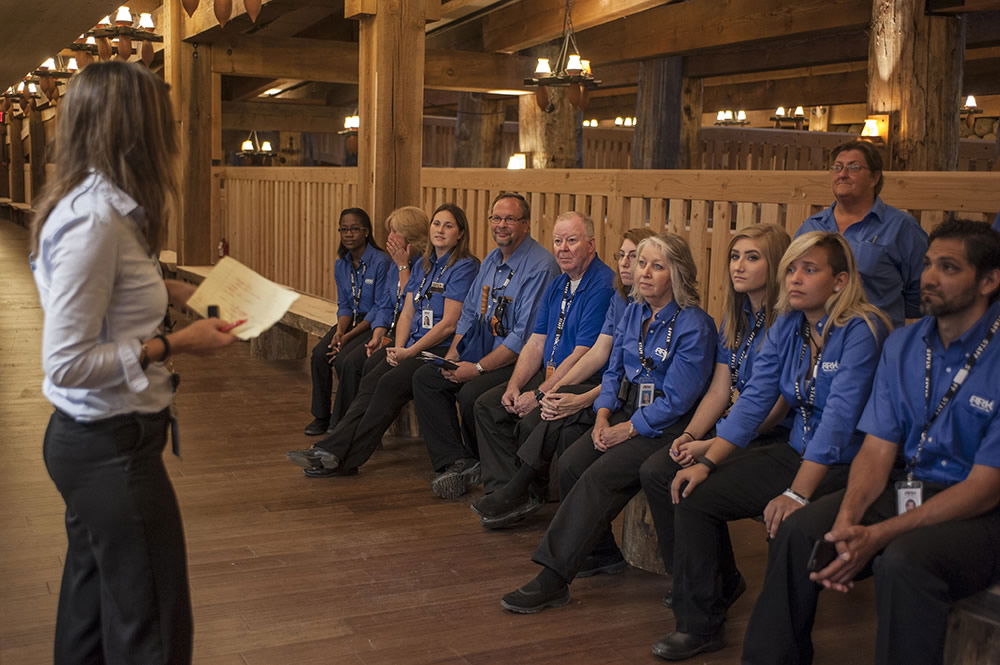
0,122,9,199
453,93,505,168
28,111,46,205
868,0,965,170
8,116,25,203
631,57,702,170
163,0,215,264
348,0,428,239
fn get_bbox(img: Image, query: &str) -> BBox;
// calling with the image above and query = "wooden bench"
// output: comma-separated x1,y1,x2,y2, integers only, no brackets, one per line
945,583,1000,664
8,201,34,228
170,263,419,437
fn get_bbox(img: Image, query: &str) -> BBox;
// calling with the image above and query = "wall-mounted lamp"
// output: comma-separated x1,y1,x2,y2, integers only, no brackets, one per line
507,153,527,170
859,114,889,144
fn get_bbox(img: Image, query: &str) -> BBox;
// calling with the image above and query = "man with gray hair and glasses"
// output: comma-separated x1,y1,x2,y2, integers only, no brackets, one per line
796,140,927,329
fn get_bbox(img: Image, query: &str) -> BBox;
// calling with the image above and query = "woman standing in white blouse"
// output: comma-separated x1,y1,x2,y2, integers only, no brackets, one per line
30,62,238,665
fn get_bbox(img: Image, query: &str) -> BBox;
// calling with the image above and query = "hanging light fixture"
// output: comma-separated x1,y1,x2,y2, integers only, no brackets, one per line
84,8,162,68
237,130,276,164
523,0,600,113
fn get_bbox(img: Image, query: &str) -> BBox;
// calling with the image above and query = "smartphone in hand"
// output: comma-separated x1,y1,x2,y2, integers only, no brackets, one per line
807,538,838,573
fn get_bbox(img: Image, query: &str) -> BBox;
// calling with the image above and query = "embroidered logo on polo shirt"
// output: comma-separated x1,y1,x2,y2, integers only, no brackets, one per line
654,347,668,361
821,361,839,373
364,278,374,285
969,395,995,414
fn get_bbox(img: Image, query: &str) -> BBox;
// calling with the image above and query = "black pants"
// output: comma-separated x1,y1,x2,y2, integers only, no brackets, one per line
669,443,849,636
309,327,367,425
473,370,545,493
315,346,447,470
43,408,192,665
532,407,691,582
742,484,1000,665
411,362,515,472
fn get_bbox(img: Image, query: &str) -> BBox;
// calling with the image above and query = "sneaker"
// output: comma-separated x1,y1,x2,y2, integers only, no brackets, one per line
500,579,571,614
285,448,340,470
303,418,330,436
478,495,544,530
431,458,481,499
576,553,627,578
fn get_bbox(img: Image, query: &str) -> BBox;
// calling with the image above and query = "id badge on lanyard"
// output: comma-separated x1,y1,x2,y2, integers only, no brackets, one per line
421,308,434,329
638,382,655,407
894,479,923,515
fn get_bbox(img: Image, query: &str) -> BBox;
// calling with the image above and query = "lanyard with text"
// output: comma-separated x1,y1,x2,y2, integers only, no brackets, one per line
547,278,576,368
906,312,1000,480
793,319,824,438
349,261,367,326
637,307,681,378
729,310,766,393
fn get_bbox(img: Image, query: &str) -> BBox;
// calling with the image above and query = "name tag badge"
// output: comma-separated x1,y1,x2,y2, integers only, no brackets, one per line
895,480,923,515
430,282,445,294
545,365,555,380
421,309,434,329
638,382,655,408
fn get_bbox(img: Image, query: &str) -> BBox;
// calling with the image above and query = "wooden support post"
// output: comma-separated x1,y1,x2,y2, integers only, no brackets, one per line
0,122,8,199
868,0,965,170
351,0,426,241
632,57,684,169
27,111,46,206
679,76,703,169
453,93,505,168
164,0,215,263
620,493,667,575
8,116,25,204
250,323,308,360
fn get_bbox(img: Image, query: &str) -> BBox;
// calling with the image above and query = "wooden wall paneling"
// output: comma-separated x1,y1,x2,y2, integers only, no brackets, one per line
736,201,757,229
8,116,25,204
707,201,733,319
760,202,781,226
27,112,45,205
687,199,710,306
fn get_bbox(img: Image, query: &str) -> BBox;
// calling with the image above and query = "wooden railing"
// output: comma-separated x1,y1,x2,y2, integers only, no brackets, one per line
215,166,999,321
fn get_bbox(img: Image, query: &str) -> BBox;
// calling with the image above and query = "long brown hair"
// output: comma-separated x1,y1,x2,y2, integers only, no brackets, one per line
617,227,656,298
721,224,791,349
31,61,177,256
423,203,476,271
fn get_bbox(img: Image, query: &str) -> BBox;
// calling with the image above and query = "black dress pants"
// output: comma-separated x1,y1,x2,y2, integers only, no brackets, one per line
309,327,367,425
473,370,545,493
315,346,447,470
515,384,599,475
411,363,515,471
532,408,692,582
671,443,849,636
43,408,192,665
742,484,1000,665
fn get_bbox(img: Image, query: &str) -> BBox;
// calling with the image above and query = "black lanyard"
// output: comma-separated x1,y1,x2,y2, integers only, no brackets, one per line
486,266,515,318
906,312,1000,479
637,307,680,378
547,278,577,367
729,310,766,390
793,319,823,438
349,260,367,326
387,263,410,332
415,255,450,308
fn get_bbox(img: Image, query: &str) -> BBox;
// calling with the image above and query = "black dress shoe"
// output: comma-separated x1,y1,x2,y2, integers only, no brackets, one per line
303,466,358,478
478,495,544,530
500,579,571,614
576,553,627,578
303,418,330,436
651,629,725,661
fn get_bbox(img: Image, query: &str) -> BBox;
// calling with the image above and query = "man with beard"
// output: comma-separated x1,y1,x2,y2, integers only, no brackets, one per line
740,219,1000,665
412,192,558,499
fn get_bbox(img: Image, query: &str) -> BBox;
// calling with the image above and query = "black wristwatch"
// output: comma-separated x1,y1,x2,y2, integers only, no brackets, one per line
534,389,545,401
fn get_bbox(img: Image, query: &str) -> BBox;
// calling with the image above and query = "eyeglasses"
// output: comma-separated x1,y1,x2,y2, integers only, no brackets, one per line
614,250,637,261
830,163,870,174
488,215,526,225
338,226,365,234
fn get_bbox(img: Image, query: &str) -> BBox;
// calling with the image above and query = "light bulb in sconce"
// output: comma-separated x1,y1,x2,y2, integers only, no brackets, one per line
565,54,583,75
860,118,880,137
590,118,597,126
260,140,273,152
241,139,254,151
793,106,805,117
717,110,726,122
775,106,786,117
507,153,527,169
614,116,624,126
580,59,592,76
723,110,734,121
40,58,56,70
27,82,37,94
736,110,747,122
98,15,112,27
115,6,133,25
67,58,79,72
86,36,97,45
138,12,155,29
534,58,552,75
964,95,977,108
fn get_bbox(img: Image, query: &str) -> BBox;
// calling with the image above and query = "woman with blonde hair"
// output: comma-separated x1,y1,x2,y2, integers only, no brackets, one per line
500,232,717,613
649,231,890,661
287,203,478,476
473,226,656,528
638,223,791,592
30,61,240,664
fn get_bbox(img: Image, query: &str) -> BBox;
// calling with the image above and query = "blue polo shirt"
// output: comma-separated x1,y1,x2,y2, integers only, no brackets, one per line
858,301,1000,485
716,311,887,465
334,244,391,321
455,236,559,361
595,300,716,438
796,198,927,328
405,252,479,345
601,292,628,337
992,212,1000,232
366,257,415,331
715,300,769,395
532,256,615,368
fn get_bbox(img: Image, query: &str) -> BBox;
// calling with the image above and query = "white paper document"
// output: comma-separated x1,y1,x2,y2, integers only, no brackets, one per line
186,257,300,340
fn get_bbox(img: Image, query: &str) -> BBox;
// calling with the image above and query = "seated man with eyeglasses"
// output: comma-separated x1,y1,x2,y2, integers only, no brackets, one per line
796,140,928,329
412,192,559,500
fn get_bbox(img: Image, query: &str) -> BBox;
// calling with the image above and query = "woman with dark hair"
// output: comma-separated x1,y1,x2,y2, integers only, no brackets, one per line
30,61,239,664
499,233,717,614
472,226,655,528
287,203,479,476
304,207,391,435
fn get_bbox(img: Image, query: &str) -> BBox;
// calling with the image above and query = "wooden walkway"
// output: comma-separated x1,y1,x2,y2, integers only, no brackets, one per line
0,218,876,665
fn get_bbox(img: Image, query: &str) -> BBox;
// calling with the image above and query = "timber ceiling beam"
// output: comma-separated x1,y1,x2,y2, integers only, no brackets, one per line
222,100,350,132
211,34,534,92
573,0,872,66
482,0,676,54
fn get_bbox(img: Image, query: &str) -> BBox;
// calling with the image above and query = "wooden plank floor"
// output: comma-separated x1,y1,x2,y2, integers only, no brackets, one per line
0,218,877,664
